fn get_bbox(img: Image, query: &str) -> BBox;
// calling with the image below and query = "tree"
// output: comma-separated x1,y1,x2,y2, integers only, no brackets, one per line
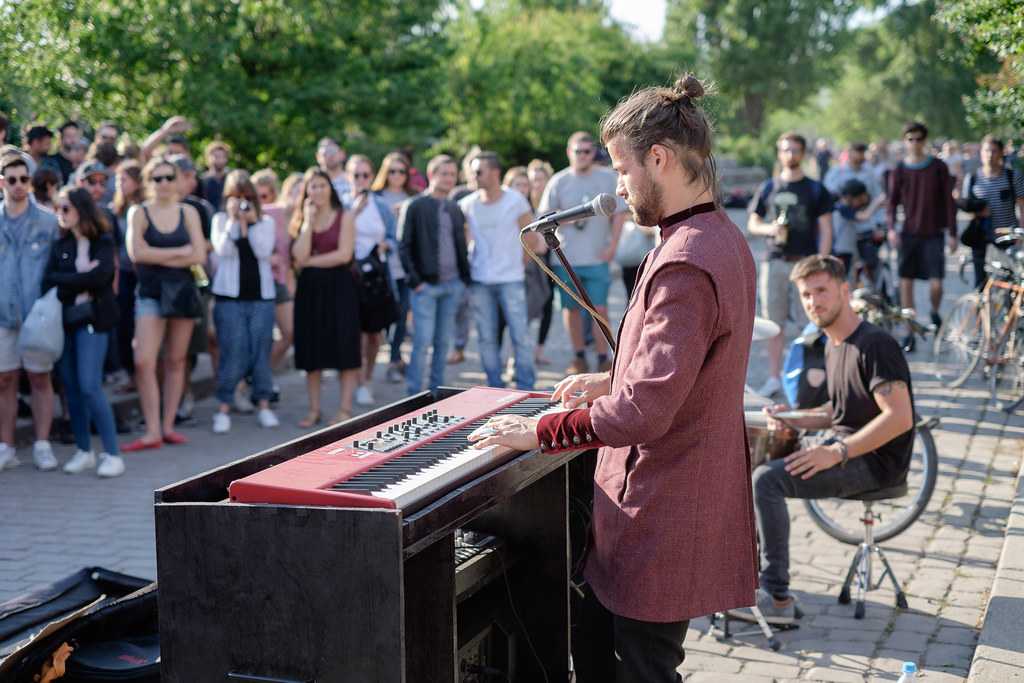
3,0,450,171
436,2,671,166
664,0,858,136
939,0,1024,136
814,0,995,143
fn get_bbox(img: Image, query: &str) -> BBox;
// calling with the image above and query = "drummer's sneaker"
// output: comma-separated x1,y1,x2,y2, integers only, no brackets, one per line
727,588,798,626
755,375,782,398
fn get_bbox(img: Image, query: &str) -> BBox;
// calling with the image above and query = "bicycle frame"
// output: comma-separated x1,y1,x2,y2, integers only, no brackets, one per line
981,278,1024,368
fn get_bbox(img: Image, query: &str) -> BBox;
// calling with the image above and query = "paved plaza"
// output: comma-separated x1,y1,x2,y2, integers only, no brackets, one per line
1,210,1020,681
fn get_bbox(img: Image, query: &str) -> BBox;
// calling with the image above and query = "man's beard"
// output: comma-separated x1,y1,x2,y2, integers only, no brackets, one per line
808,303,841,328
628,173,663,227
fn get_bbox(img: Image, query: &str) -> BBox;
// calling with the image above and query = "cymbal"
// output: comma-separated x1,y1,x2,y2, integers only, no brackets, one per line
753,317,781,341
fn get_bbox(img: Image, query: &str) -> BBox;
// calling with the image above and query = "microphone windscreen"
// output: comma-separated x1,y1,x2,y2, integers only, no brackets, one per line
592,193,618,217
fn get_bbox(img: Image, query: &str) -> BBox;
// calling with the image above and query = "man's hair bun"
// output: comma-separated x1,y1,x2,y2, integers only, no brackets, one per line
674,74,706,101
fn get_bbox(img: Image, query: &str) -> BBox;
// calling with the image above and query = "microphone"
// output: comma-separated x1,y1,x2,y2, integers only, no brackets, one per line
524,193,618,233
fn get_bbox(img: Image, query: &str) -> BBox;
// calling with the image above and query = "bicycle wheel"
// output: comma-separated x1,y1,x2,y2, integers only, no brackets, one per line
804,423,938,545
932,293,984,388
989,323,1024,406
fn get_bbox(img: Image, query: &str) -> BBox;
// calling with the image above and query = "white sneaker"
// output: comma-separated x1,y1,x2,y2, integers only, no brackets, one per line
755,376,782,398
177,391,195,420
63,449,96,474
257,408,280,428
354,385,374,406
96,453,125,478
233,387,255,414
0,444,21,470
33,440,58,471
212,412,231,434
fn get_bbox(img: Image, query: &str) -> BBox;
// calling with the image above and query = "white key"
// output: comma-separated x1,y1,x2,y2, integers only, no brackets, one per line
373,404,566,509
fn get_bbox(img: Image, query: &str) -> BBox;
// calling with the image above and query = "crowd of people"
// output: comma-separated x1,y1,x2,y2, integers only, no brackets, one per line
0,110,1020,479
0,113,637,477
749,124,1024,398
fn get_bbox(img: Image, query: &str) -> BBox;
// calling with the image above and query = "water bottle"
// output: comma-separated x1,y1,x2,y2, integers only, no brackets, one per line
897,661,917,682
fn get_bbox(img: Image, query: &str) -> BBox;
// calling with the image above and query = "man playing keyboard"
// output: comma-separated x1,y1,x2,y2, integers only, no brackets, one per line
470,74,758,683
728,254,915,626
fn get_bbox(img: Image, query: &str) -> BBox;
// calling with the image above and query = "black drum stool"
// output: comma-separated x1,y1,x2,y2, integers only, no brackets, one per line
837,484,911,619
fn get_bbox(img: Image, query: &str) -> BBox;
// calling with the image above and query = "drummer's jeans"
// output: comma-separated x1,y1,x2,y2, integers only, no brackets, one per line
752,439,880,599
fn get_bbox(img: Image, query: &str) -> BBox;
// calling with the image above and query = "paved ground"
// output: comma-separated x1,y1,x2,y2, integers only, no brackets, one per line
1,209,1020,681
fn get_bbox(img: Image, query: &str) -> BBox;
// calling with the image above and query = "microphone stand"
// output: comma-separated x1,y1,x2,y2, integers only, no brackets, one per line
537,217,617,352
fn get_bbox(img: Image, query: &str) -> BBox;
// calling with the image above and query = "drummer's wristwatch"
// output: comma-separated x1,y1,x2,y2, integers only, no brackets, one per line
833,439,849,469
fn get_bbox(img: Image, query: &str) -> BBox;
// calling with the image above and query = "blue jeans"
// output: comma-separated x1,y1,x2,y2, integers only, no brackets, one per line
471,282,535,389
213,299,275,405
752,432,880,598
406,279,465,394
389,278,410,364
57,327,119,455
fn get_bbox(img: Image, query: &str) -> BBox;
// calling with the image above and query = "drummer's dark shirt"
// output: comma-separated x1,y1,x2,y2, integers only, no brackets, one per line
825,321,914,487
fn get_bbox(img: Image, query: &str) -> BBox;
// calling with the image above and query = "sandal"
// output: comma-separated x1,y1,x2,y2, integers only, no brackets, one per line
122,437,162,453
163,431,189,446
299,411,321,428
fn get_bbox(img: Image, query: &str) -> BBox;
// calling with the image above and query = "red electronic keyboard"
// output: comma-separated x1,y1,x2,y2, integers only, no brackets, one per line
229,387,566,511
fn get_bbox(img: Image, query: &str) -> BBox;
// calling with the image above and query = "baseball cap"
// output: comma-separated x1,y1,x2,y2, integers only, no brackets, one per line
76,160,110,181
166,154,195,172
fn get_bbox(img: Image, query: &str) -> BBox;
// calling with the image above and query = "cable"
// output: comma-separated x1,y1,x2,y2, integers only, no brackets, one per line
497,549,551,683
520,229,612,332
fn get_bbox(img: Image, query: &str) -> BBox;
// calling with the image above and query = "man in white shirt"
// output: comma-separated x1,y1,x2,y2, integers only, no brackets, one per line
459,152,542,389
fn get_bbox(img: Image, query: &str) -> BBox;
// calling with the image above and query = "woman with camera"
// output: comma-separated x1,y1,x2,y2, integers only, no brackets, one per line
290,167,363,427
210,171,279,434
42,187,124,477
347,155,398,406
124,156,206,451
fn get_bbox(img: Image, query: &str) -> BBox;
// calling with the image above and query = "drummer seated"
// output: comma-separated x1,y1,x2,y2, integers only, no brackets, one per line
731,255,915,626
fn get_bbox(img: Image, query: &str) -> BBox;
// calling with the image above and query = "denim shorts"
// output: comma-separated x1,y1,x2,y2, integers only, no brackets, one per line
135,296,162,319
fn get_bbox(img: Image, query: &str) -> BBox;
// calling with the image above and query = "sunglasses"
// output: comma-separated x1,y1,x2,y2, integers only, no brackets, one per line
58,204,74,214
3,175,30,185
352,172,371,180
573,148,595,156
388,168,407,176
152,174,177,184
905,136,924,143
85,176,106,186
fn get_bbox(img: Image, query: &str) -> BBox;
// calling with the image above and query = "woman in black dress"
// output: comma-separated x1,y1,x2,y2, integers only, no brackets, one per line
290,167,363,426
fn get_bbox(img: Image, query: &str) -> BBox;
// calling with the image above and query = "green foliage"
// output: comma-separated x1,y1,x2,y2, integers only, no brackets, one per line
435,3,673,167
3,0,449,172
813,1,995,143
665,0,859,136
938,0,1024,135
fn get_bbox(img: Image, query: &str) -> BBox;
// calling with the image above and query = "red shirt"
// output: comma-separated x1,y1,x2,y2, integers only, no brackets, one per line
538,207,758,622
887,157,957,238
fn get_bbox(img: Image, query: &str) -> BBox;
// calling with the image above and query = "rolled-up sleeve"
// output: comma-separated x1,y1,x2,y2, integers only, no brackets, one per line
588,263,718,447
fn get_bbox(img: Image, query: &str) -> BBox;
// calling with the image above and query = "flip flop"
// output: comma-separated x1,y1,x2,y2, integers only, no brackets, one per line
122,437,163,453
299,412,321,429
162,431,189,445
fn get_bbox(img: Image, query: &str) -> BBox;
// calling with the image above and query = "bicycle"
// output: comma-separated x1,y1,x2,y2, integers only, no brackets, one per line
850,288,932,342
932,231,1024,390
803,415,939,545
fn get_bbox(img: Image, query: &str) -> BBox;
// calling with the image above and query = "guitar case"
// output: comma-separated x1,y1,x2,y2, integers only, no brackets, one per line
0,568,158,682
